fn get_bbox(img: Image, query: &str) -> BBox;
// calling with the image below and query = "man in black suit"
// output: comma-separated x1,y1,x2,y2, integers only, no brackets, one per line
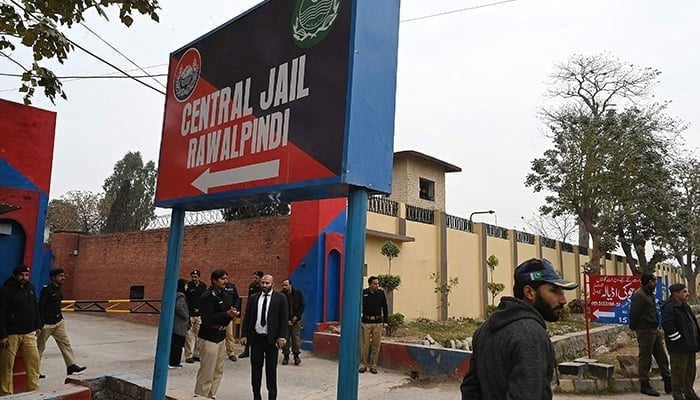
240,274,289,400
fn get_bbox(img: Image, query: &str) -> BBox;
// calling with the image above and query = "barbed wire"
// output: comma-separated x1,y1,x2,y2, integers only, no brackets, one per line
145,210,225,230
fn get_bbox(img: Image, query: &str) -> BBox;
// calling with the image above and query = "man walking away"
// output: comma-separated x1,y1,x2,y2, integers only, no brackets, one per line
38,268,86,377
281,279,305,366
460,258,578,400
629,273,671,396
359,276,388,374
185,269,207,363
662,283,700,400
0,266,42,395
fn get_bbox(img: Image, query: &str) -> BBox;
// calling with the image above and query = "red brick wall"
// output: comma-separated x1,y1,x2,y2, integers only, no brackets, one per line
50,216,290,301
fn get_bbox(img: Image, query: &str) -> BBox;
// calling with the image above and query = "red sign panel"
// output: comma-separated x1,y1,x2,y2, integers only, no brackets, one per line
588,275,640,324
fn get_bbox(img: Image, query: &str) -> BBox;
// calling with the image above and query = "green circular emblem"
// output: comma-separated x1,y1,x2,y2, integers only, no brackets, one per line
291,0,341,48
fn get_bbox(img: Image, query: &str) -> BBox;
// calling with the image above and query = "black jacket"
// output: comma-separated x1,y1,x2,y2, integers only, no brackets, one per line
661,298,700,353
284,288,305,321
629,286,660,331
461,297,554,400
242,291,289,345
198,287,234,343
224,282,242,311
185,281,207,317
0,277,41,338
39,282,64,325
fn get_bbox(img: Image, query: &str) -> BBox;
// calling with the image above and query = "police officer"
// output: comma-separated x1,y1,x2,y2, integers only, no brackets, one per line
184,269,207,363
0,266,41,395
194,269,236,399
38,268,86,376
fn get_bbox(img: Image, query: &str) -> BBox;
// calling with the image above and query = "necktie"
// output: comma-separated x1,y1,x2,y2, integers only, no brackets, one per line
261,294,268,327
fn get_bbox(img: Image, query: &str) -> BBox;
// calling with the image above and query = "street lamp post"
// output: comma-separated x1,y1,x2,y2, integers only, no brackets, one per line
469,209,495,229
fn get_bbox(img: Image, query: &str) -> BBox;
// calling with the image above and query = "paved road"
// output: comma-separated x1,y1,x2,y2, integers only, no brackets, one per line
36,314,682,399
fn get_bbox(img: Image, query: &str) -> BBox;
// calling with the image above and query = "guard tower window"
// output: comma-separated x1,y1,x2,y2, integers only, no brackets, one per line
419,178,435,201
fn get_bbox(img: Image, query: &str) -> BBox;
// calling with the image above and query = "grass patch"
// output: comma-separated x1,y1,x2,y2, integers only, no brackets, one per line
389,312,600,347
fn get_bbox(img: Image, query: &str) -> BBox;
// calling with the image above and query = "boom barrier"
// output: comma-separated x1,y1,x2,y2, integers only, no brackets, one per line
61,299,162,314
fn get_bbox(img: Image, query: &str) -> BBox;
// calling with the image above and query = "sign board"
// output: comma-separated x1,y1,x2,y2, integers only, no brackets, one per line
589,275,640,324
155,0,400,209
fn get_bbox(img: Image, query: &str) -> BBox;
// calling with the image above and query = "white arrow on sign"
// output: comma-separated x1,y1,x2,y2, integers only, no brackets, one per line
592,309,615,319
191,159,280,194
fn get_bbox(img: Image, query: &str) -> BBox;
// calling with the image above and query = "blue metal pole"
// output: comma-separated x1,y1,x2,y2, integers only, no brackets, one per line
151,208,185,400
337,188,368,399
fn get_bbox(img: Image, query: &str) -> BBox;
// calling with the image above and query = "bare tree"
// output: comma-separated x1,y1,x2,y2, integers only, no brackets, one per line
522,213,577,242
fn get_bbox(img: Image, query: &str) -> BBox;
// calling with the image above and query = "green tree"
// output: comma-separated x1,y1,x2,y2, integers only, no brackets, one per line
657,158,700,300
526,53,683,273
486,254,499,283
102,151,157,233
220,203,290,221
47,190,107,233
1,0,160,104
380,240,400,274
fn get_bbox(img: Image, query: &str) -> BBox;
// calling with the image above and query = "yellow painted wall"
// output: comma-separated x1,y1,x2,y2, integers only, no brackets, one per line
446,229,481,318
542,247,559,269
390,221,440,319
516,242,538,264
363,201,682,320
366,212,397,234
486,237,513,304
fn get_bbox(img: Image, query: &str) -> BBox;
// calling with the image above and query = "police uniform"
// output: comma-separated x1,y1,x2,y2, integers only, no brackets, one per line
184,276,207,361
38,280,80,370
0,266,41,395
194,286,234,399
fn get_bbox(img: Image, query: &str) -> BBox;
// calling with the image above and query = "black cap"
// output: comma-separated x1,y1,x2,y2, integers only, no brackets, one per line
669,283,687,293
253,270,264,278
49,268,65,277
641,273,656,285
190,269,201,276
12,265,29,275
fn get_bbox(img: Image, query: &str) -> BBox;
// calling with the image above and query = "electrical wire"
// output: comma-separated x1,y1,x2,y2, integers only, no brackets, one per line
401,0,517,23
7,0,165,95
0,63,168,92
79,22,167,89
0,72,166,79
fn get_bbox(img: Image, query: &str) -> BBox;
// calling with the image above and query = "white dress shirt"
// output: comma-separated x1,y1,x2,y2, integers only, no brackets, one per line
255,292,269,335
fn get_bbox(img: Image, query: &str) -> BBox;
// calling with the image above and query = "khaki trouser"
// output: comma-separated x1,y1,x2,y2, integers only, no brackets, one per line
636,329,671,383
670,352,697,400
184,316,201,359
0,332,40,395
283,320,302,356
360,323,383,369
225,320,236,357
194,339,227,398
38,320,77,367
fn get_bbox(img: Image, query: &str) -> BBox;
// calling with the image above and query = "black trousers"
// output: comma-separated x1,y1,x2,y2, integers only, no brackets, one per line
169,334,185,366
250,334,279,400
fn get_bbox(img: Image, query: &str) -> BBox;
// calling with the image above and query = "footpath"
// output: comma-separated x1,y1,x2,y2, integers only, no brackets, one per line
33,313,696,399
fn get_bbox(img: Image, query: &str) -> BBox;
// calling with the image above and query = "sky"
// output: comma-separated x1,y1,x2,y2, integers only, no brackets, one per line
1,0,699,233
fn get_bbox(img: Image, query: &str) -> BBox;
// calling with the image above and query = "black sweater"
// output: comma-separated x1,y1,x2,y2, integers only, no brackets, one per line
39,283,64,325
0,278,41,338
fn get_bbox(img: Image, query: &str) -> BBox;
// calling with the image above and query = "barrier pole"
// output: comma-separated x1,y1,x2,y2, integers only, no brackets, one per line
151,208,185,400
